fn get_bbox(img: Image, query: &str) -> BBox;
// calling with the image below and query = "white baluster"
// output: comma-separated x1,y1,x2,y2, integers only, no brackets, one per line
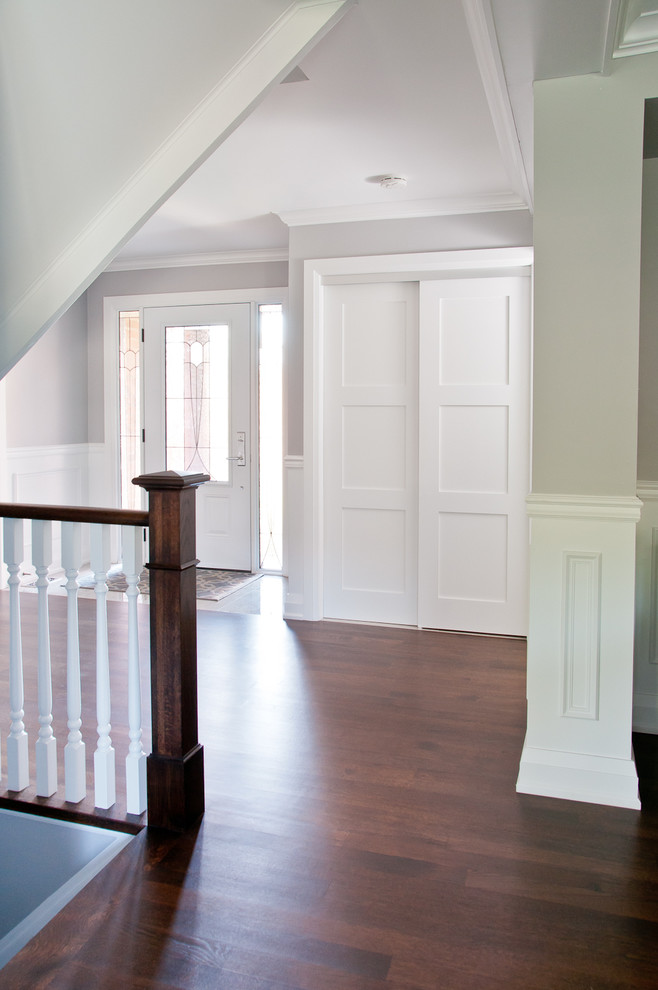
90,523,115,809
32,519,57,797
3,518,28,791
123,526,147,815
62,521,86,803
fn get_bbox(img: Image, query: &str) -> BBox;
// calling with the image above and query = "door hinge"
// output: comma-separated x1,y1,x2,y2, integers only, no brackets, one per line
142,428,145,442
141,327,144,343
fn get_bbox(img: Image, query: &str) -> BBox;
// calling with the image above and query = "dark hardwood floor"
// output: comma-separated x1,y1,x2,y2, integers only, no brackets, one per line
2,599,658,988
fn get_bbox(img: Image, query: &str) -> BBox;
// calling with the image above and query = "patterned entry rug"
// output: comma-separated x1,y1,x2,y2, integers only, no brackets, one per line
79,567,260,602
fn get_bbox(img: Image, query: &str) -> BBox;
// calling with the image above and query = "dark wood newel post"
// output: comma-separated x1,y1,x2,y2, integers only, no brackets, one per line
133,469,210,832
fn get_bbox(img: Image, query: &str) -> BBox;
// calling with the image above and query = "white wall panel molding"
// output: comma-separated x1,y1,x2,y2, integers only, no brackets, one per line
7,445,89,506
460,0,532,210
561,552,601,720
283,455,304,619
6,444,92,572
634,481,658,734
518,502,640,809
527,492,642,521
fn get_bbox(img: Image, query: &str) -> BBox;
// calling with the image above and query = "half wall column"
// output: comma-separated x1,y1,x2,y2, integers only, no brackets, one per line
517,495,642,809
133,469,209,831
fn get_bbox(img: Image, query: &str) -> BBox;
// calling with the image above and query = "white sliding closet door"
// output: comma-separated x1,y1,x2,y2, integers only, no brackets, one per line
323,282,419,624
321,274,530,634
418,276,530,635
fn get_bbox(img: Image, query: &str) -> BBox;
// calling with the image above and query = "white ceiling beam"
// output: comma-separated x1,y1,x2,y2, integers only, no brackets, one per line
461,0,533,212
106,248,289,273
278,192,527,227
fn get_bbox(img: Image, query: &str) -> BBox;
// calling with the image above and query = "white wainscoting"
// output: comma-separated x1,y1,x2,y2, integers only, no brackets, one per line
283,455,304,619
634,483,658,734
517,494,642,810
8,444,88,505
6,444,92,571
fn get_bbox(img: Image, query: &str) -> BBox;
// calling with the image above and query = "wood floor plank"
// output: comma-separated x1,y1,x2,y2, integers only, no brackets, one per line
2,601,658,987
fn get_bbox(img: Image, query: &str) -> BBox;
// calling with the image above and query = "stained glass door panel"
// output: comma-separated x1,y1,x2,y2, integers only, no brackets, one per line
165,324,229,482
143,304,251,570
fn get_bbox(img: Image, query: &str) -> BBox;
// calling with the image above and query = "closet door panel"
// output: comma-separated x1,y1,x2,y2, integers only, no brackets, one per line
323,282,418,624
418,276,531,635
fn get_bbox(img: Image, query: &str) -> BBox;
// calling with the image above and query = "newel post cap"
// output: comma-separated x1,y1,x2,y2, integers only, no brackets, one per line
132,470,210,492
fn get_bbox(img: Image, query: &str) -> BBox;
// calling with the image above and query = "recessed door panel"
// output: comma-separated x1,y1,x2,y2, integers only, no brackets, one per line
324,282,418,625
419,276,530,635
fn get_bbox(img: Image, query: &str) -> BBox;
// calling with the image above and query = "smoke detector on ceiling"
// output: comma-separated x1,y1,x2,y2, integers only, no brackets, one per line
379,174,407,188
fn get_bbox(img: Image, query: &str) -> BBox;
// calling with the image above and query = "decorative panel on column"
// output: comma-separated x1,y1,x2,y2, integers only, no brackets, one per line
561,551,601,720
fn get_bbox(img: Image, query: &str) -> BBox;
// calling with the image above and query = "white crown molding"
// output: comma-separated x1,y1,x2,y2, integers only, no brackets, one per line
613,0,658,58
0,0,353,375
277,192,527,227
460,0,533,212
106,248,289,273
527,493,643,521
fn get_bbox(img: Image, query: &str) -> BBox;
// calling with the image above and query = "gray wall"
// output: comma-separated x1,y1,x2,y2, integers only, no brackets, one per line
531,59,654,497
86,260,288,443
5,293,89,448
287,209,534,454
638,157,658,482
0,0,299,378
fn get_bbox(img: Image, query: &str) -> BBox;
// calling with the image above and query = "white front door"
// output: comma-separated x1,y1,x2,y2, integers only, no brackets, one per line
418,276,531,635
143,303,251,570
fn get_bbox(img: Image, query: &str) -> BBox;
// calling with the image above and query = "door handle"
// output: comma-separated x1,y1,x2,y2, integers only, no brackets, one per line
227,431,246,467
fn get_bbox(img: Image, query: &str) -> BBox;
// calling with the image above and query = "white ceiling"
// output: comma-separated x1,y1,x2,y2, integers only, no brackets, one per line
110,0,631,270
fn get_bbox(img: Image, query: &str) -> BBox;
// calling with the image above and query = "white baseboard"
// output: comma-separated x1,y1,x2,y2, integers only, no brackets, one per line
633,694,658,734
283,592,304,620
517,745,641,810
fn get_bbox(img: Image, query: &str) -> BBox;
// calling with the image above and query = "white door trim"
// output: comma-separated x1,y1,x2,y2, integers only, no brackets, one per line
102,287,287,572
303,247,533,621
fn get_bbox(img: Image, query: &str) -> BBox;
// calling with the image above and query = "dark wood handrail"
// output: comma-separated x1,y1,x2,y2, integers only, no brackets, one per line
0,502,149,527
